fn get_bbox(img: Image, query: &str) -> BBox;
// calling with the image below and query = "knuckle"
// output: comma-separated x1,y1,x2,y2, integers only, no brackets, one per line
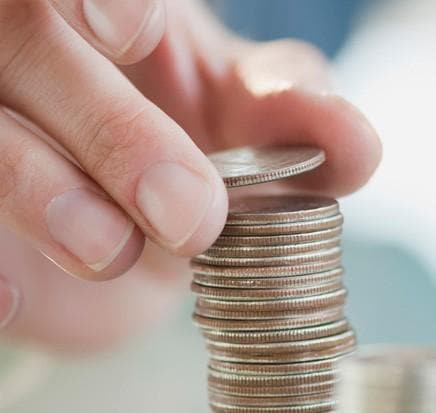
79,106,148,181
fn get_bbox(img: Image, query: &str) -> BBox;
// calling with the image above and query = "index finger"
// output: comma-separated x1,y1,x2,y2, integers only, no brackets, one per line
215,41,382,196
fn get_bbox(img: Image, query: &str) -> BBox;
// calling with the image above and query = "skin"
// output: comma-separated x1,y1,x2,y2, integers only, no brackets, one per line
0,0,381,352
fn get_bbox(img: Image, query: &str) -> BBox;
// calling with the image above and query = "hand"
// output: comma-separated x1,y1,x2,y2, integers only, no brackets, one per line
0,0,381,351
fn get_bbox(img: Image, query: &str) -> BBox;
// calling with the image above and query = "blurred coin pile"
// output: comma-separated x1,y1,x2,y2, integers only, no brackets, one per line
191,194,356,413
336,348,436,412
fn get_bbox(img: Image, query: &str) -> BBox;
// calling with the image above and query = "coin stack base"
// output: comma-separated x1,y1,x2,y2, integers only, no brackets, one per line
191,195,356,412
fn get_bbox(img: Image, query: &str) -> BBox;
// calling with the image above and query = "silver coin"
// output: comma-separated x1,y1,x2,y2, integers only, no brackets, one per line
191,259,341,278
206,330,355,355
208,380,338,397
208,369,338,388
214,227,343,247
227,195,338,225
209,401,336,413
192,307,345,330
221,215,343,236
202,320,349,344
192,267,344,289
209,391,335,407
209,146,325,188
194,247,342,267
209,341,356,364
194,304,345,321
205,237,341,258
196,289,347,312
209,355,350,376
192,280,343,301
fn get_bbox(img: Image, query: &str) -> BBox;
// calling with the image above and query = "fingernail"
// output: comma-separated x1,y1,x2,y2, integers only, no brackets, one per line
0,276,20,330
46,189,135,272
136,162,213,248
83,0,164,57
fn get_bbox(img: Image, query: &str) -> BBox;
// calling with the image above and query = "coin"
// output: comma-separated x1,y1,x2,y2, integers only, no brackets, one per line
193,268,344,289
221,215,343,236
207,330,355,355
215,227,342,247
194,305,344,321
196,289,347,313
209,401,336,413
227,195,339,225
208,369,337,388
192,307,344,330
209,341,356,364
205,237,341,258
201,319,349,344
209,391,334,407
209,356,349,376
208,380,338,397
208,146,325,188
191,259,341,278
194,247,342,267
191,280,343,301
215,227,343,247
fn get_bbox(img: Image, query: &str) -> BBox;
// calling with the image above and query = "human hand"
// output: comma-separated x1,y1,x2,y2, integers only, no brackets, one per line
0,0,381,351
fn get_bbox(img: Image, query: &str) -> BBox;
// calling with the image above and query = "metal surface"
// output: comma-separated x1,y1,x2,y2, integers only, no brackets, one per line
209,146,325,188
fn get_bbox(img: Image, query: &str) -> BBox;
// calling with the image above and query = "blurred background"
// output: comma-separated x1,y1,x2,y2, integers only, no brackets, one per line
209,0,373,58
2,0,436,411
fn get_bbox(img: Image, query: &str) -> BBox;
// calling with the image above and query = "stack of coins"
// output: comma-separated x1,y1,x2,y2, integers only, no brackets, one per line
336,347,436,412
190,146,356,413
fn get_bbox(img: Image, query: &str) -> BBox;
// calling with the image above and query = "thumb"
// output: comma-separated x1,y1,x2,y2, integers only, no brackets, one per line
50,0,166,64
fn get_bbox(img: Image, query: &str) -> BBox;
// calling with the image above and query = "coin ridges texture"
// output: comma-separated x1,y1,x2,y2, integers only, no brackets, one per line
221,214,343,236
196,288,347,312
191,259,341,278
209,402,335,413
209,341,356,364
208,370,338,388
208,380,338,397
193,267,344,289
193,307,344,330
202,319,349,344
205,237,341,258
206,330,355,354
190,148,355,412
191,280,343,301
227,195,338,224
208,146,325,188
215,227,342,247
194,246,342,267
209,392,335,407
209,356,348,376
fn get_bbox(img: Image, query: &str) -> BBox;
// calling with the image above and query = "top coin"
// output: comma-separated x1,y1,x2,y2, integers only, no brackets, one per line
208,146,325,188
